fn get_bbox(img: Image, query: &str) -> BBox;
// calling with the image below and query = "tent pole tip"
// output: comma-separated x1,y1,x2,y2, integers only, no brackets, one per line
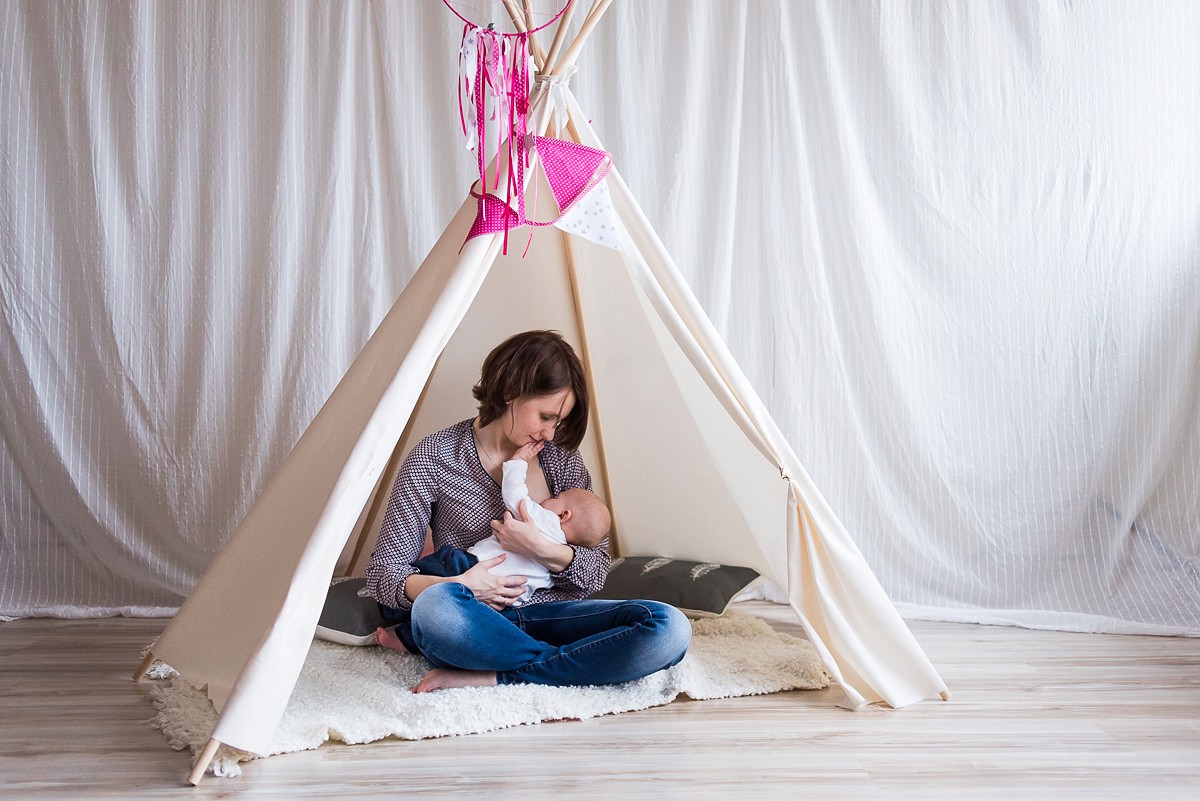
131,651,155,682
186,738,221,786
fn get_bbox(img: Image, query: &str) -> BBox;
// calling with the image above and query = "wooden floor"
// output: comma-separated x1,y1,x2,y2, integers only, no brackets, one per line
2,603,1198,800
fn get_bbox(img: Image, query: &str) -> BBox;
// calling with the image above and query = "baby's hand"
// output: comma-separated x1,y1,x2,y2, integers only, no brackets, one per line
514,440,545,463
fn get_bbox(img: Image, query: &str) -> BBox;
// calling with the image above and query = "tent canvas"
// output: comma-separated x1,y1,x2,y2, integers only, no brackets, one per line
136,2,947,782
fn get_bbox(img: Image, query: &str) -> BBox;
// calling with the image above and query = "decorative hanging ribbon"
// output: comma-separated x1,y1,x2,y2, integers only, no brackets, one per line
456,29,480,153
457,23,532,253
446,1,606,254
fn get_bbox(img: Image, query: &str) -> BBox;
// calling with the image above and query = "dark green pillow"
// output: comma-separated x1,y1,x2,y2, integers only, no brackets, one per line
592,557,760,618
314,578,389,646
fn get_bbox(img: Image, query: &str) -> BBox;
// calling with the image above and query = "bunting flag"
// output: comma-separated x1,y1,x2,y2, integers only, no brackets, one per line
554,178,621,250
466,189,523,240
465,134,616,250
535,136,610,213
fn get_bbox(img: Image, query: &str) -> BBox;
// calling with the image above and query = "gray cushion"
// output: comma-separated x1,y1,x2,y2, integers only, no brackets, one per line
591,557,760,618
314,578,389,646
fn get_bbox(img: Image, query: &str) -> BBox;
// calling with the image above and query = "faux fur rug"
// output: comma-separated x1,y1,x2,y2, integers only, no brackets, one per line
146,613,828,778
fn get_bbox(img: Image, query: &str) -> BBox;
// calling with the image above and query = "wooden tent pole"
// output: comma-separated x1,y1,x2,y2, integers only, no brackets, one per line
500,0,523,30
500,0,547,71
575,0,612,40
524,1,552,72
499,3,529,37
550,0,612,79
555,111,619,555
542,0,577,75
131,650,156,682
537,0,596,140
562,230,620,558
187,738,221,786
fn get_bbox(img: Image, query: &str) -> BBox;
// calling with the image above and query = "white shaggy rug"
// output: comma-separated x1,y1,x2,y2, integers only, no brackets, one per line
146,613,828,778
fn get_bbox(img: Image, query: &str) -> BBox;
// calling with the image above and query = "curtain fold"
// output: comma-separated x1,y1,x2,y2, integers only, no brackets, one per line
2,1,1197,634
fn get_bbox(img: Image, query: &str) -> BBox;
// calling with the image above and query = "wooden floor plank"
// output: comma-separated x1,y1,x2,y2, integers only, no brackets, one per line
1,604,1197,800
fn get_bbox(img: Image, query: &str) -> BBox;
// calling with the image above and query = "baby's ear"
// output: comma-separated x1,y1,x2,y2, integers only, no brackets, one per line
558,508,572,522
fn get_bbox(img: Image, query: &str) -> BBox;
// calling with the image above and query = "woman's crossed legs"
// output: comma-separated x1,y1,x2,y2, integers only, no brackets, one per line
407,582,691,691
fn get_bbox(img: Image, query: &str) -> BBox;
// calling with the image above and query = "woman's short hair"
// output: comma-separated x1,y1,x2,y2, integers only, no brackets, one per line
472,330,589,451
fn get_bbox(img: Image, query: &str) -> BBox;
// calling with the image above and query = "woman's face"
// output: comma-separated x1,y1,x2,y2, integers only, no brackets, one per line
502,389,576,448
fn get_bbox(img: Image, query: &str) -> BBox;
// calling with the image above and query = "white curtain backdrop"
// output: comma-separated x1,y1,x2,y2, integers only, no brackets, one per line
2,1,1197,634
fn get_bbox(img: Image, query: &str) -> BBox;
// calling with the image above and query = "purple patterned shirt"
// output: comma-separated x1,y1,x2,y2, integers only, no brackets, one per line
365,419,610,611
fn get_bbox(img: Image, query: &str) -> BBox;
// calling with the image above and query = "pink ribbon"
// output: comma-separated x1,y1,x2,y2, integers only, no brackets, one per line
458,25,531,253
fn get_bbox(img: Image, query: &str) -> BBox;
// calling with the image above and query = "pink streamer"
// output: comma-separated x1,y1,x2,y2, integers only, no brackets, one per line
460,26,530,253
447,1,579,255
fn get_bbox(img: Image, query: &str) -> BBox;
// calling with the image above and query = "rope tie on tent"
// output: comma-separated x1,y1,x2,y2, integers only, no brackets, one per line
532,64,578,136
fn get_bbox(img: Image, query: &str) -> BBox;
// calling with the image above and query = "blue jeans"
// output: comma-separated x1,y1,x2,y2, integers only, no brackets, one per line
407,581,691,686
377,546,479,653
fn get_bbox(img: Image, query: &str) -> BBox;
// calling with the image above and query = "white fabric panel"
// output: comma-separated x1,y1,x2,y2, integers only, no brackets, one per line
3,1,1198,635
0,1,474,615
576,0,1200,636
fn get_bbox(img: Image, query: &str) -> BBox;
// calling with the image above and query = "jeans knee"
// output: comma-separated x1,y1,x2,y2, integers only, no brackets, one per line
410,582,474,646
646,602,691,668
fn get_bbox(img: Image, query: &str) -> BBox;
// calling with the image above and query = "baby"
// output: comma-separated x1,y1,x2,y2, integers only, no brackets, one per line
470,439,611,603
375,440,610,652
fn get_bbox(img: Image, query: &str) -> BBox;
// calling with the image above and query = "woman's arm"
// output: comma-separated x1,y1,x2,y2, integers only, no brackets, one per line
366,438,529,611
552,448,610,594
549,536,611,596
365,443,437,611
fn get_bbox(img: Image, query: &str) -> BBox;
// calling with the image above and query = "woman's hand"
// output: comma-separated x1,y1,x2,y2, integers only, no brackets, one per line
458,554,528,610
490,501,575,573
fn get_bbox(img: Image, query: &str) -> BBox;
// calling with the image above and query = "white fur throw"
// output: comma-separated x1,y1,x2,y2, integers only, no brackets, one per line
147,613,829,778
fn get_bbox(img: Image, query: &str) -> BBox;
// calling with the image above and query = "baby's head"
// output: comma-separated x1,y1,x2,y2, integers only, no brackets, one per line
542,488,611,548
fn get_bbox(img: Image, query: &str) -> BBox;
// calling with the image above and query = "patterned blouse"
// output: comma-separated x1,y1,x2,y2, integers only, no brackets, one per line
365,419,610,611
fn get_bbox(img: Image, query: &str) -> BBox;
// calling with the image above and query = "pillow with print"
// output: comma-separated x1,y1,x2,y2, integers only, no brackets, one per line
591,557,760,618
314,577,389,646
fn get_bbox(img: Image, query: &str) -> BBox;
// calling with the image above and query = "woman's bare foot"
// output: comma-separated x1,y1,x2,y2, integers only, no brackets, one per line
374,626,412,653
412,668,497,693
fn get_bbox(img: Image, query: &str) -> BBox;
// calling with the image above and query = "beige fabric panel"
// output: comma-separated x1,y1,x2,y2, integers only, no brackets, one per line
152,198,502,754
569,232,789,580
562,94,945,707
399,231,596,480
783,481,947,708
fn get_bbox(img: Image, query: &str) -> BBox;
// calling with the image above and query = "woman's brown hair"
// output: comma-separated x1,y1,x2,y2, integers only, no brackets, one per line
472,330,589,451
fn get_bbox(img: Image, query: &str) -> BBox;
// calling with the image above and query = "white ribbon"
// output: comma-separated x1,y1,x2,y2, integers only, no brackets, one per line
458,28,479,152
534,64,578,135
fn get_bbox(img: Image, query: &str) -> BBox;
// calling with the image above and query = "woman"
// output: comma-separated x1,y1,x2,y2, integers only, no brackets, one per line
365,330,691,692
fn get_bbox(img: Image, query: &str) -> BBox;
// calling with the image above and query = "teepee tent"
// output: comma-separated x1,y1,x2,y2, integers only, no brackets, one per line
135,0,947,783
